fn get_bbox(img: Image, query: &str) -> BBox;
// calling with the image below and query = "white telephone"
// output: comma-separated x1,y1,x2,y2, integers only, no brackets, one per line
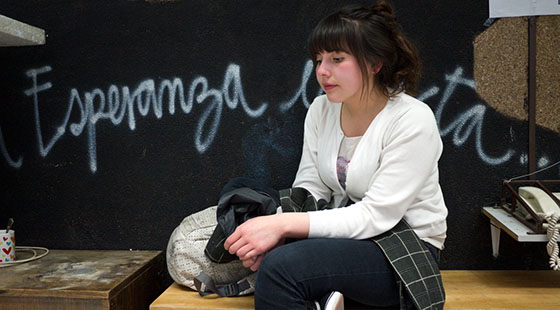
517,186,560,270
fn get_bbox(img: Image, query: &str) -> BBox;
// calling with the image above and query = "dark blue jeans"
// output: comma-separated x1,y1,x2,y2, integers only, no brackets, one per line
254,238,439,309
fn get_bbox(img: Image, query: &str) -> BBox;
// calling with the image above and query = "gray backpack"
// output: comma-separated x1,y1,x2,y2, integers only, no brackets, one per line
166,206,256,296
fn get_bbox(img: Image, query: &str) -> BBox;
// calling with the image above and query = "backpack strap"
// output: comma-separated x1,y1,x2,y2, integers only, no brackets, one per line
194,272,251,297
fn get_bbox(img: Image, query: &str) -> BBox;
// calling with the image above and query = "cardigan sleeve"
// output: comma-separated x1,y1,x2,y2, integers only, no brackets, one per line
308,103,444,239
292,99,333,203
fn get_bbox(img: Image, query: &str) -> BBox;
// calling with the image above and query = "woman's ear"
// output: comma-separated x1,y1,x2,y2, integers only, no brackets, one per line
373,62,383,74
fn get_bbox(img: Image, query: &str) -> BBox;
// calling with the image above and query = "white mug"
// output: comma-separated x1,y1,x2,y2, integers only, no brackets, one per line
0,230,16,263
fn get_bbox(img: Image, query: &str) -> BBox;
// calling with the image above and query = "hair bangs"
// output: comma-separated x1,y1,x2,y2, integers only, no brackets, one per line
309,15,357,60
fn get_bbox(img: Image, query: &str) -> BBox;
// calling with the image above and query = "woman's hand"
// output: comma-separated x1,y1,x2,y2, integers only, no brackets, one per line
224,214,284,261
241,255,264,271
240,238,284,271
224,213,310,270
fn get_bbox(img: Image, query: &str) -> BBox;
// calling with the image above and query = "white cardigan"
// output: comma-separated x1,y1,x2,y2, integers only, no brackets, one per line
292,93,448,249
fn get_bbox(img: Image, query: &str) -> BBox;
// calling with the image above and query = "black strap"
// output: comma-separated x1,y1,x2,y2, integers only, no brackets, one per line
194,272,251,297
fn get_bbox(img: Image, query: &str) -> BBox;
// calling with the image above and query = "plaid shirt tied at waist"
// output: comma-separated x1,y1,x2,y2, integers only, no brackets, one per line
280,187,446,310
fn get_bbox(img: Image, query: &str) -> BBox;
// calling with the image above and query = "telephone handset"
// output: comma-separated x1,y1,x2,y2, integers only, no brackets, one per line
518,186,560,219
517,186,560,270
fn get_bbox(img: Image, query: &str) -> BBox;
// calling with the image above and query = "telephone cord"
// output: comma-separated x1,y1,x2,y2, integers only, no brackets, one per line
545,213,560,271
506,159,560,182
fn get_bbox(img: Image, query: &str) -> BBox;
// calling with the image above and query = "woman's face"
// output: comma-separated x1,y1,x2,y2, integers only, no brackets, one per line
315,51,365,105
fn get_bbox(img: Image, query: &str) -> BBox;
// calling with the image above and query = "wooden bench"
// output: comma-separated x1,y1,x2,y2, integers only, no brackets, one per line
150,270,560,309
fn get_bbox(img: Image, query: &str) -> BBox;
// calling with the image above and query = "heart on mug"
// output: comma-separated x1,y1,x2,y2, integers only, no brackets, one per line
2,247,11,255
11,236,15,243
2,237,7,241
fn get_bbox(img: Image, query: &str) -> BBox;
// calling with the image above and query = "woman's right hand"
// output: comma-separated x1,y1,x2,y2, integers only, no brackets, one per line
225,212,309,271
242,254,265,271
241,238,286,271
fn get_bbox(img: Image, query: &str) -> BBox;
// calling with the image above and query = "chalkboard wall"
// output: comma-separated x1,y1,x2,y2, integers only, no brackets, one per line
2,0,559,270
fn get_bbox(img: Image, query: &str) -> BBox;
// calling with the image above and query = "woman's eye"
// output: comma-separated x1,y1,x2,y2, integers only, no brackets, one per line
315,59,322,65
333,57,344,63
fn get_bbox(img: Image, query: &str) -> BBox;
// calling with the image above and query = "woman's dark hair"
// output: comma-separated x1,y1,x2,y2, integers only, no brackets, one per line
309,1,421,98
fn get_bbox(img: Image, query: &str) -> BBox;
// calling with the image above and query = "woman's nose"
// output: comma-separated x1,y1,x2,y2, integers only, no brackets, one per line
316,62,330,77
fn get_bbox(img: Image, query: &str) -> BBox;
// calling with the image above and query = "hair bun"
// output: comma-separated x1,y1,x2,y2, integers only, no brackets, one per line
370,1,395,19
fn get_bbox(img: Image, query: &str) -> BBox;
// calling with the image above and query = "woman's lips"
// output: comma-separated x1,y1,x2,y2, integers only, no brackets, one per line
323,83,336,91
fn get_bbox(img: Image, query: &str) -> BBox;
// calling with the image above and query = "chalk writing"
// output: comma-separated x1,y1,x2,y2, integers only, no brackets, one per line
538,156,550,168
418,66,557,175
520,153,528,165
519,153,551,170
0,63,558,176
419,66,516,166
16,64,268,172
279,60,316,112
0,126,22,168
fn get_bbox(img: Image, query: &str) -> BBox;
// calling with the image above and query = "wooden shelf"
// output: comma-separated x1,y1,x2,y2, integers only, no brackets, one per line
482,206,548,242
0,14,45,47
482,206,548,258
